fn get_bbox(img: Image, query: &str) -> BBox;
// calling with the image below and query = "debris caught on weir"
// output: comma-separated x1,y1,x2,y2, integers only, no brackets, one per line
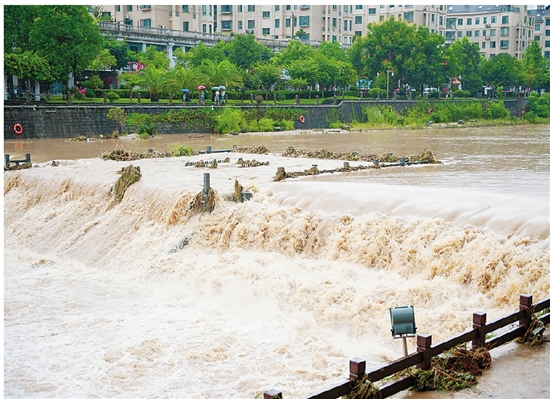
112,164,142,203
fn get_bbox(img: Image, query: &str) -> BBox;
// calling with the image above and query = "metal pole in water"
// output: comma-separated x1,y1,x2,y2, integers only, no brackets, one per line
5,154,10,169
402,337,408,357
25,153,31,163
203,172,210,210
206,146,211,154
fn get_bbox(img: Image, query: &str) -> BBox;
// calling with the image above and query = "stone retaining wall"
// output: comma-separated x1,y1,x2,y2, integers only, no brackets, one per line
4,99,527,140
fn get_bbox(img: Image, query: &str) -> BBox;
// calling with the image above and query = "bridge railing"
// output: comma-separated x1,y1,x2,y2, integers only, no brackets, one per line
263,294,550,399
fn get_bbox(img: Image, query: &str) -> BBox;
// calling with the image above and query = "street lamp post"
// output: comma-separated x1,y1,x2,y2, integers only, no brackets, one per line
386,69,394,99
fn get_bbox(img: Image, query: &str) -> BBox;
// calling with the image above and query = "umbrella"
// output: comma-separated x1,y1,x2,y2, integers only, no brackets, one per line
218,85,226,91
180,89,190,93
197,85,205,90
211,86,219,91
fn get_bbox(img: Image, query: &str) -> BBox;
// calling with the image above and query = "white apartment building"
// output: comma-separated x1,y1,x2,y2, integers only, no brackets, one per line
99,4,535,59
529,5,550,60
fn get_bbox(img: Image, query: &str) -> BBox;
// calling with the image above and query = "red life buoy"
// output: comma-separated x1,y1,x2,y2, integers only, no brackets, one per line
13,124,23,135
299,115,305,123
428,109,433,115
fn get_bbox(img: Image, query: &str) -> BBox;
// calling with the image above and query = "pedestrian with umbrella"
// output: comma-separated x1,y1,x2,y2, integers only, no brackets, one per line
181,88,190,104
219,85,226,105
197,85,205,105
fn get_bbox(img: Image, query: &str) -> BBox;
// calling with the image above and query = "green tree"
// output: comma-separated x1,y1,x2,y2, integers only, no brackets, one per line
29,6,103,87
137,45,169,70
481,53,522,90
4,5,39,53
102,34,138,70
4,51,52,98
522,41,549,92
348,18,445,92
179,41,228,68
119,71,145,101
227,34,272,69
447,37,483,95
272,39,315,67
253,63,280,94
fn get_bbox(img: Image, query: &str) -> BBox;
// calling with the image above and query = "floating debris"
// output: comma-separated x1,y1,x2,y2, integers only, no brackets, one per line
516,317,547,347
112,164,142,203
233,145,270,154
236,158,270,168
168,236,190,253
101,145,191,161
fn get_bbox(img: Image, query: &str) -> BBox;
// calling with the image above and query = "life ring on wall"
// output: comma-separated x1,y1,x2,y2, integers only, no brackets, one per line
299,115,305,123
13,124,23,135
428,109,433,115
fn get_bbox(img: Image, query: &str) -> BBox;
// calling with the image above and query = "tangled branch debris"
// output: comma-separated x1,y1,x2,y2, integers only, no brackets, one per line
232,145,270,154
405,345,491,391
101,145,198,161
112,164,142,203
344,374,382,399
516,317,547,347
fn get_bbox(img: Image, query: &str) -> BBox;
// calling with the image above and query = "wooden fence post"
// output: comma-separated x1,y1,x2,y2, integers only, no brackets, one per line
263,389,282,399
349,358,366,380
472,312,487,348
519,294,533,330
416,334,432,370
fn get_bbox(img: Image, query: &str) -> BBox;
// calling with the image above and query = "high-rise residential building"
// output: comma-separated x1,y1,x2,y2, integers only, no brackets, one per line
445,5,533,59
529,5,550,61
98,4,536,60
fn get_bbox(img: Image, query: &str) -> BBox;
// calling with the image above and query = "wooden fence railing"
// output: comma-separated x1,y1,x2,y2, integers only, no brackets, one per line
263,294,550,399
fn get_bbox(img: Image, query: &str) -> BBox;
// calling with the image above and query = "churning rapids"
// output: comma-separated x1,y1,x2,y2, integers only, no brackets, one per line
4,126,550,398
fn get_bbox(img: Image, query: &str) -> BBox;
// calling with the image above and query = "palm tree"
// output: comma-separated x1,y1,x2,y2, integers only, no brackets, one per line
199,59,243,89
140,65,166,101
162,66,204,99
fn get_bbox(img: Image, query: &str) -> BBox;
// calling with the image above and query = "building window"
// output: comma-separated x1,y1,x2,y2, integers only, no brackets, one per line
299,16,310,26
483,17,487,24
238,20,242,29
116,5,120,12
262,11,270,18
237,5,242,12
466,31,472,37
490,41,496,48
467,18,472,25
183,21,189,31
431,14,434,22
500,40,508,48
404,12,413,22
544,51,550,58
275,19,280,28
380,16,384,22
491,16,496,23
275,5,280,11
344,20,348,30
141,19,151,27
127,5,132,11
490,29,496,36
262,28,270,35
355,30,362,36
369,8,376,15
221,5,232,13
248,20,255,29
546,29,550,36
502,15,509,24
458,18,463,26
457,31,462,37
501,27,509,36
332,35,337,42
344,5,348,13
202,5,206,16
332,5,337,10
221,20,232,30
534,35,540,41
182,5,188,12
482,42,486,49
286,18,291,28
333,18,337,27
286,5,291,10
355,5,363,10
475,17,479,25
248,5,255,12
475,30,480,37
546,19,550,26
202,24,207,33
439,16,443,25
545,40,550,48
355,16,362,24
